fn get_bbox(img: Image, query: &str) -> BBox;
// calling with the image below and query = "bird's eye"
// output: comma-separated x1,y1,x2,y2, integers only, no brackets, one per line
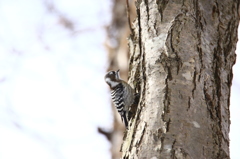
109,71,114,75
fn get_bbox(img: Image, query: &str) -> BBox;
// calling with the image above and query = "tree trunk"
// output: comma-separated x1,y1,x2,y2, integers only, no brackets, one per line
122,0,239,158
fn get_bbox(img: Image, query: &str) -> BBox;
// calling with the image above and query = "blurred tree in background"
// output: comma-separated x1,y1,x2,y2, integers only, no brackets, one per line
104,0,136,158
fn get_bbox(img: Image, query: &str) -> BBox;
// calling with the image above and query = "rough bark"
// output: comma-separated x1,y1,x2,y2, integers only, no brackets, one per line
122,0,239,159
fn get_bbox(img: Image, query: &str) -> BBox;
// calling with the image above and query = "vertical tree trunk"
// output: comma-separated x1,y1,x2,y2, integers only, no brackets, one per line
122,0,239,158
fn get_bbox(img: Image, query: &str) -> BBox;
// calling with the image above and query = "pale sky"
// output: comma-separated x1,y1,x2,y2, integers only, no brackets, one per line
0,0,112,158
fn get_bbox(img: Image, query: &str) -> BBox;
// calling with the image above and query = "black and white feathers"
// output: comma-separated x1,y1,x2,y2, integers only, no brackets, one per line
104,70,134,128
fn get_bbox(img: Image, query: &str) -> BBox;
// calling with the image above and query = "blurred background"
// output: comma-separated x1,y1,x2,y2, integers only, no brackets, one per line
0,0,239,159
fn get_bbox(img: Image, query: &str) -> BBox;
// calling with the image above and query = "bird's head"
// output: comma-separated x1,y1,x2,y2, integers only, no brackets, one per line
104,70,120,88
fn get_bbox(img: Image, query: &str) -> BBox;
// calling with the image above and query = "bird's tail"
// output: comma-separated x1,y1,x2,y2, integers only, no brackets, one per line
122,111,128,128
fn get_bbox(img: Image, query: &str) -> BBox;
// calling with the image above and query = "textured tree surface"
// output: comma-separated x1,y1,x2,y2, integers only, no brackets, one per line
122,0,239,159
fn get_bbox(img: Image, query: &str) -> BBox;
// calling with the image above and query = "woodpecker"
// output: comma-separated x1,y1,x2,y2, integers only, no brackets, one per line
105,70,135,128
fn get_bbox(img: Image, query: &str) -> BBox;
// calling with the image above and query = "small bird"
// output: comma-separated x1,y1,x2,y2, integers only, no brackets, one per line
105,70,135,128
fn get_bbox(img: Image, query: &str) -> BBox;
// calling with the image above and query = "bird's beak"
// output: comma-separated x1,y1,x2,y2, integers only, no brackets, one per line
116,69,120,79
